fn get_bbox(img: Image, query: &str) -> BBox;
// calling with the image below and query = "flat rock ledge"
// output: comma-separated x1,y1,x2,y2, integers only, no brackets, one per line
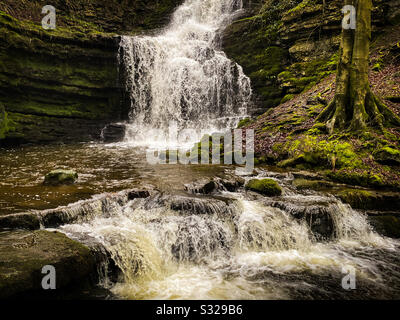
0,188,152,231
0,230,95,299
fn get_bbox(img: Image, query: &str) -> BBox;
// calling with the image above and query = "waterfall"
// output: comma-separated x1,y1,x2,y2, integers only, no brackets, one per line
119,0,252,148
58,186,400,299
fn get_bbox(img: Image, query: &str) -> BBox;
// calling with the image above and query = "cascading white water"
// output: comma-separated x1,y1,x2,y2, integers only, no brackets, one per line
58,173,400,300
119,0,252,148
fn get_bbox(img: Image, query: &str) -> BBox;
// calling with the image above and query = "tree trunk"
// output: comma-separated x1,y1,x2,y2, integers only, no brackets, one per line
317,0,400,133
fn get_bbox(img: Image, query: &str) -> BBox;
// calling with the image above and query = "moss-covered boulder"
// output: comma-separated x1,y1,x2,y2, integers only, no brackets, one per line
44,170,78,186
0,230,96,298
245,178,282,196
293,178,335,190
373,147,400,166
336,188,400,211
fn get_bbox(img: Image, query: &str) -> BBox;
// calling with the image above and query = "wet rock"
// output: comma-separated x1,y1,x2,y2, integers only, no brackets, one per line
245,179,282,197
0,213,41,231
291,171,325,181
336,189,400,211
368,215,400,239
185,176,245,194
0,189,134,230
127,189,151,200
215,176,245,192
184,179,217,194
44,169,78,186
171,216,231,262
0,230,96,299
169,195,237,217
264,198,336,240
101,123,126,143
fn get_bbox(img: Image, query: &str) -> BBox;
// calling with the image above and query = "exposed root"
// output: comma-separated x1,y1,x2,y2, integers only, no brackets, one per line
317,89,399,134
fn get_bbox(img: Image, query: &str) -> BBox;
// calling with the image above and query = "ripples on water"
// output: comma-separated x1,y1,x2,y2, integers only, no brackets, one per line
0,143,228,214
2,142,400,299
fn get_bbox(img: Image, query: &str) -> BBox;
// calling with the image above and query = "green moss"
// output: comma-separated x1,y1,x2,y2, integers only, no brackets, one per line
337,189,376,209
245,178,282,196
293,178,334,190
278,54,338,94
278,136,362,170
238,118,252,128
281,94,295,104
44,170,78,186
326,170,387,189
286,0,315,16
373,146,400,165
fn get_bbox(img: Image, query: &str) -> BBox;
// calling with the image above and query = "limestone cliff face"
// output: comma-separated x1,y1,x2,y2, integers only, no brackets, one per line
0,0,183,146
224,0,400,115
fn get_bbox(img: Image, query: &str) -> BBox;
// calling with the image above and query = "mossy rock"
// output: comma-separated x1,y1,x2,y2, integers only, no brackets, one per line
245,178,282,196
368,215,400,239
0,230,95,298
293,178,335,190
373,147,400,166
44,170,78,186
326,170,387,189
237,118,252,128
336,188,400,211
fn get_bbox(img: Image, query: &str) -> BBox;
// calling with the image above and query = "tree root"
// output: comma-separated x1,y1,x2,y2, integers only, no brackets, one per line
316,89,400,134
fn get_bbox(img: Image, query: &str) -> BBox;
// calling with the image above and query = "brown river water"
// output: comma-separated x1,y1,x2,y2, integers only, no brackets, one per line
1,143,400,300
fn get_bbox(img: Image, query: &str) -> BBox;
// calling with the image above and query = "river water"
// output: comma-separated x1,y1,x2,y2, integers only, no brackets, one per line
2,142,400,299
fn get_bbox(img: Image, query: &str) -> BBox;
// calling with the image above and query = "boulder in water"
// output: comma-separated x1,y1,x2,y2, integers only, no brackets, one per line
101,123,126,143
44,169,78,186
245,179,282,196
0,212,41,231
368,215,400,238
216,176,245,192
127,189,151,200
0,230,96,298
184,179,217,194
336,188,400,211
